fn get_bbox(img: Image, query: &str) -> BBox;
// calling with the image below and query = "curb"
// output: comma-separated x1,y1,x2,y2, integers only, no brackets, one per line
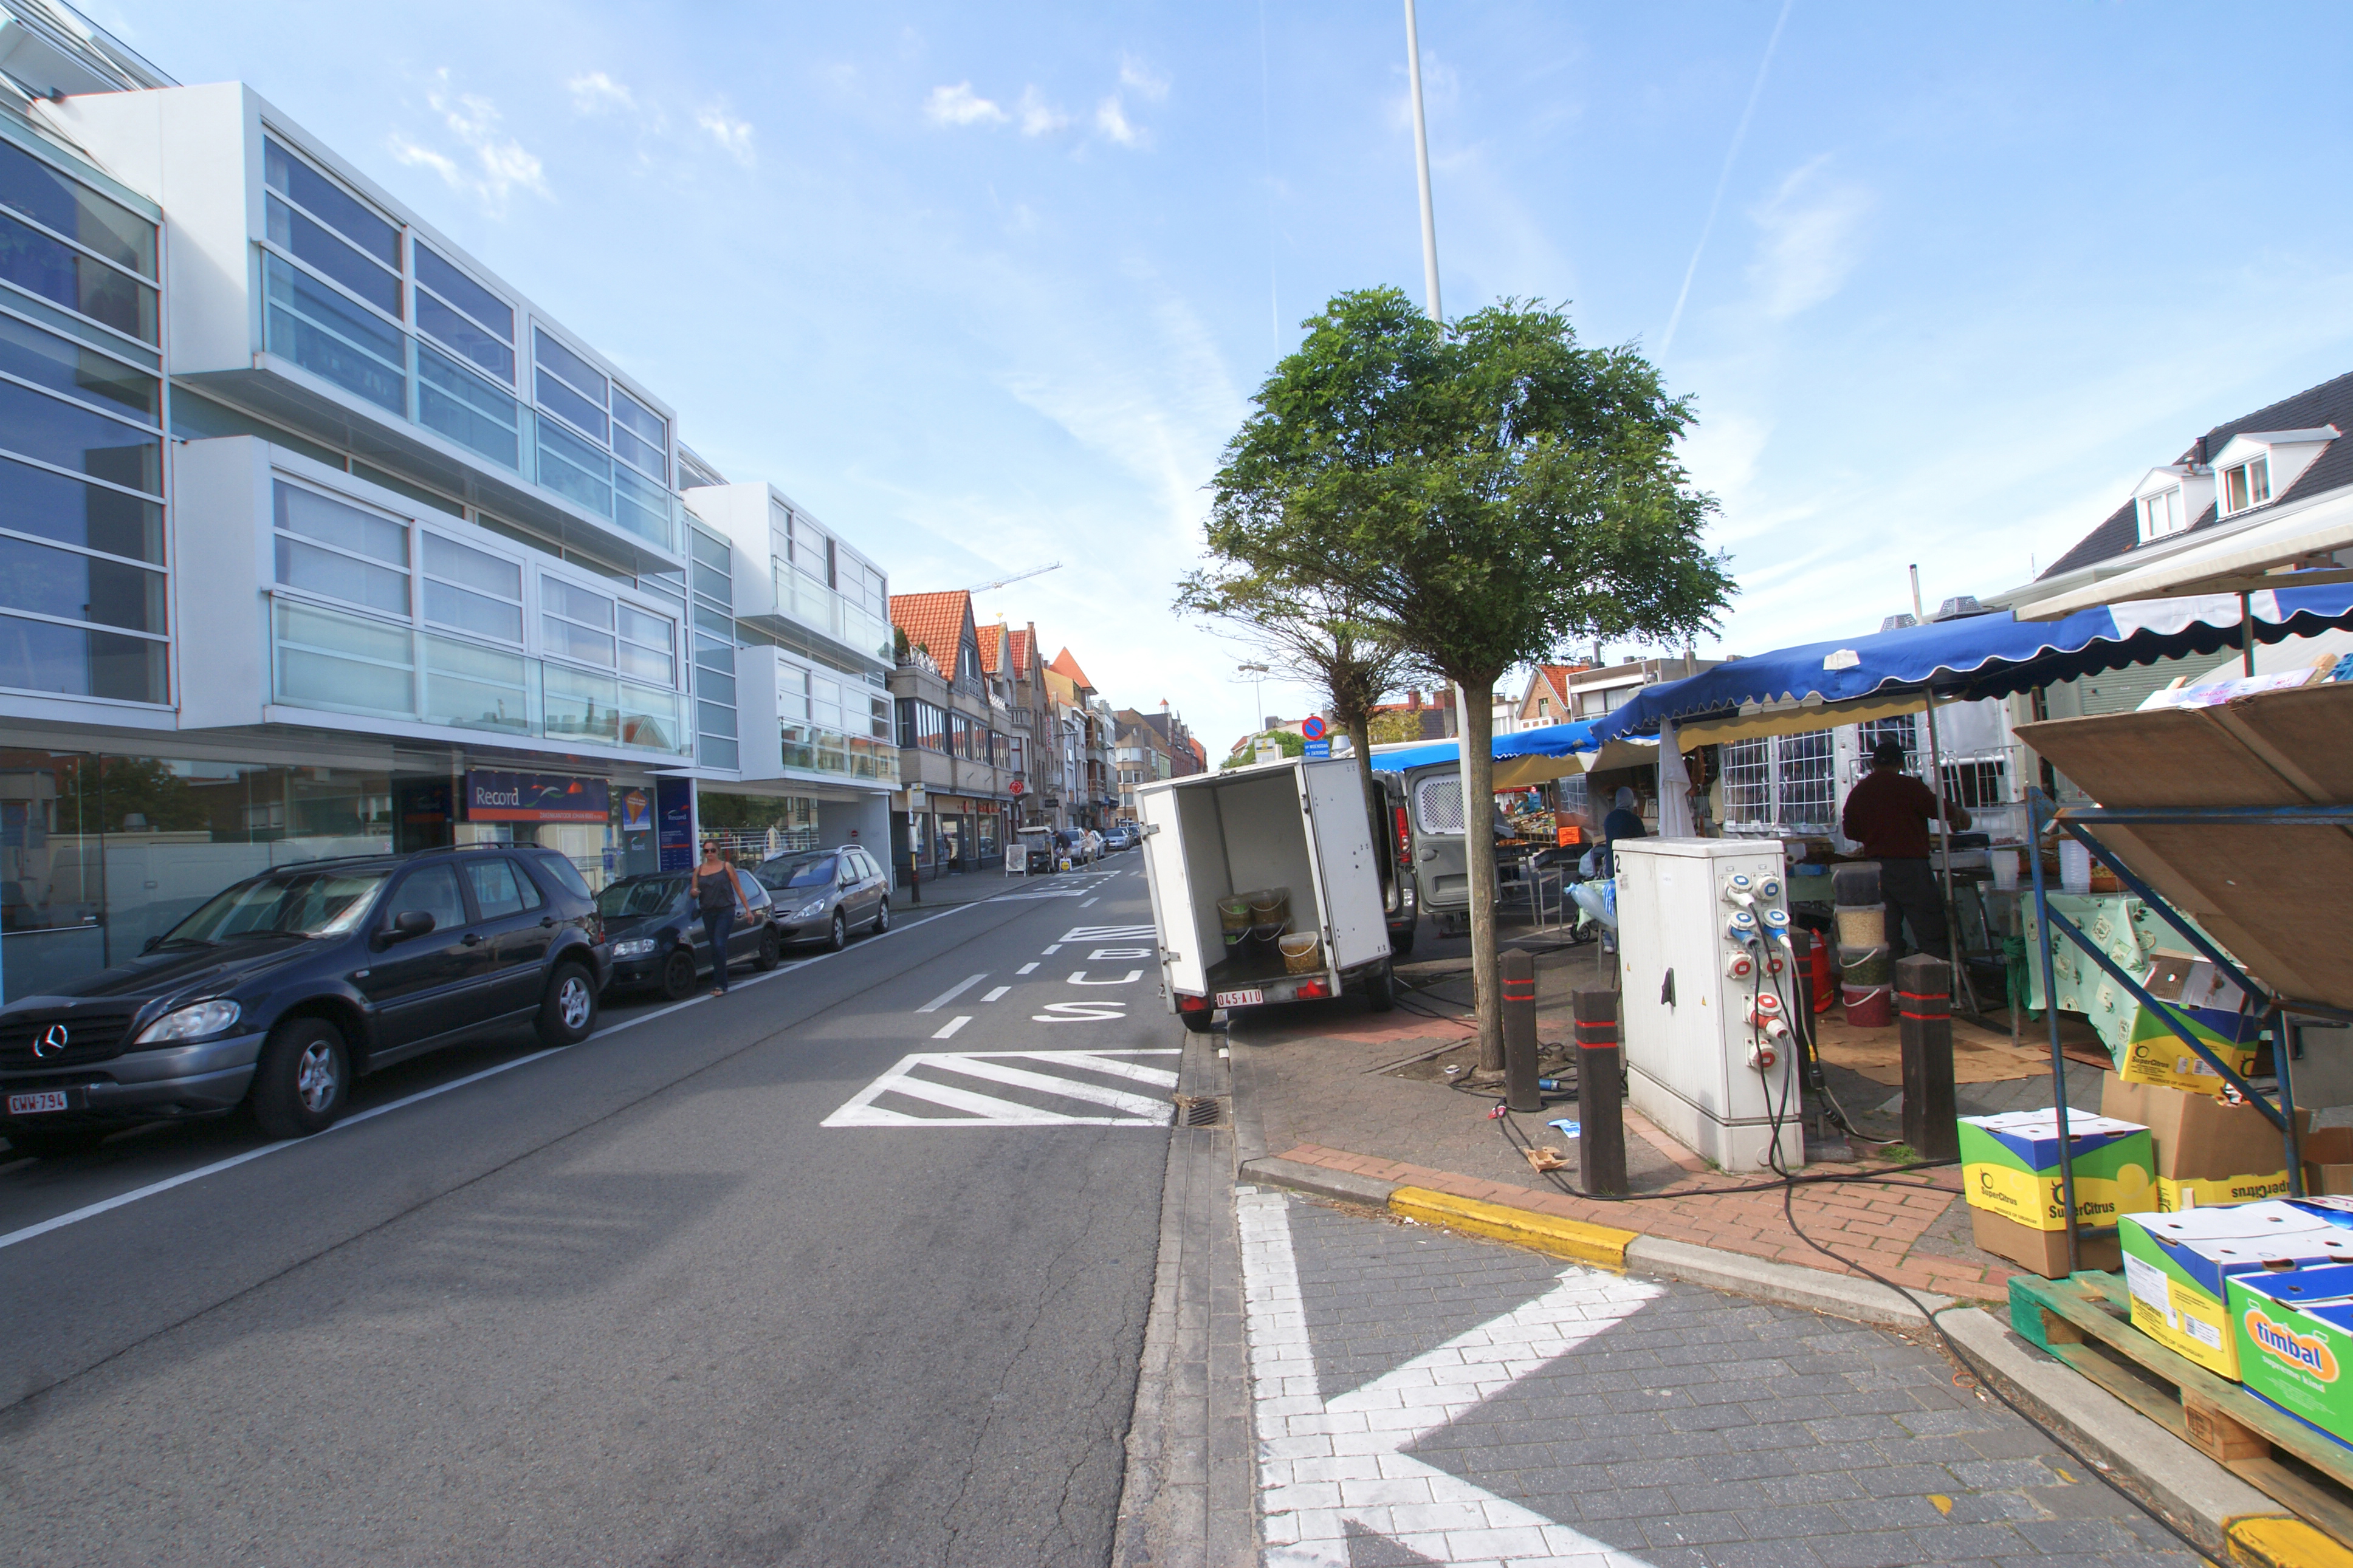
1237,1156,1398,1211
1388,1186,1638,1270
1935,1303,2346,1567
1624,1236,1952,1329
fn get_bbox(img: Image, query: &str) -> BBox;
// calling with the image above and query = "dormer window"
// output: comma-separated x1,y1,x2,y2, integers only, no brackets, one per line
2222,456,2271,516
2140,486,2183,541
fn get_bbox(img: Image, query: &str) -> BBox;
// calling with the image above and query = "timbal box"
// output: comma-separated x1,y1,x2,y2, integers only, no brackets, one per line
2102,1075,2307,1211
2121,1203,2353,1378
1957,1109,2153,1232
2228,1261,2353,1450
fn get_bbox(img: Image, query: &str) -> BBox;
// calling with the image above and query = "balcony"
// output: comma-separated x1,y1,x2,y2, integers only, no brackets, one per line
270,595,691,758
780,722,901,786
771,563,893,669
182,250,683,573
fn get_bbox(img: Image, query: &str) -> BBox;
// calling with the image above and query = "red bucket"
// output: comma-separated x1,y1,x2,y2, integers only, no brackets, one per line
1842,984,1893,1028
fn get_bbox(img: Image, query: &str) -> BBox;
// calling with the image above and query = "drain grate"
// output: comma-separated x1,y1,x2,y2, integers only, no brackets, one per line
1173,1094,1227,1128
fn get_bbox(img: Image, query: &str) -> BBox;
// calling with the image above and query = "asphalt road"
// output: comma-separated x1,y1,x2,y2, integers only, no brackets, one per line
0,859,1175,1567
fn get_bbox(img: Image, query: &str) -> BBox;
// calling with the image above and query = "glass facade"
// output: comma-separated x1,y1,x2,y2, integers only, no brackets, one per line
689,525,740,770
254,137,679,555
0,133,167,707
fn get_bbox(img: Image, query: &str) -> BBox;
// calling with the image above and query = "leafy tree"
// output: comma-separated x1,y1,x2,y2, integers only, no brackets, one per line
1207,288,1733,1066
1366,710,1426,745
1218,728,1306,770
1174,565,1415,811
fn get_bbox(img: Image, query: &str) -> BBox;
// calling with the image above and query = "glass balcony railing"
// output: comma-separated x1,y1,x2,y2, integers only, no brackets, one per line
778,721,899,785
270,595,692,758
771,563,894,666
260,252,681,555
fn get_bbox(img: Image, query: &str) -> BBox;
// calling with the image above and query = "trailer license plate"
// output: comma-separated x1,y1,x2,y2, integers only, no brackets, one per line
1215,988,1263,1010
8,1090,69,1115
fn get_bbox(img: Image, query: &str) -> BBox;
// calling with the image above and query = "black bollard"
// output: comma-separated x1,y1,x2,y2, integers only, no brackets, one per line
1897,953,1959,1162
1503,948,1539,1113
1575,987,1627,1197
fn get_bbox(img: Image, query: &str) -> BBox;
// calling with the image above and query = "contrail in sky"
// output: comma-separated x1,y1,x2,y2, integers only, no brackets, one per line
1657,0,1795,357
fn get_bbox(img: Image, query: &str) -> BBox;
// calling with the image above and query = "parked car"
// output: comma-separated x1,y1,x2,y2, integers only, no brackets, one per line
0,846,609,1155
1104,824,1139,852
599,870,780,999
754,846,891,950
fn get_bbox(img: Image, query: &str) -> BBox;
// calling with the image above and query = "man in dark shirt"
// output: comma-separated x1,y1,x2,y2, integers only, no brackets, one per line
1841,739,1969,960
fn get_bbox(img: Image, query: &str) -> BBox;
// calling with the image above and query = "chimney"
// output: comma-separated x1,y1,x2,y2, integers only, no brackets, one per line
1407,689,1422,710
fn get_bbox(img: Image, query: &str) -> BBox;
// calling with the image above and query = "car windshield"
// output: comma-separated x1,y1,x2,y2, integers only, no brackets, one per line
597,877,686,919
756,854,837,891
165,868,390,942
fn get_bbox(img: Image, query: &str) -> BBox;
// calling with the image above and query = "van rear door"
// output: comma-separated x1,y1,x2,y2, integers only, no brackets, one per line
1299,759,1390,973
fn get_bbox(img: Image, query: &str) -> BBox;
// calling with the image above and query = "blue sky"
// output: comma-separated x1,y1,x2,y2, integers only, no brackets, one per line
86,1,2353,751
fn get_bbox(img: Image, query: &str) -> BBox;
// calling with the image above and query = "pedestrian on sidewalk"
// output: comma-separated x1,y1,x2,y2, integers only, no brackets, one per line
1840,738,1970,960
693,840,754,996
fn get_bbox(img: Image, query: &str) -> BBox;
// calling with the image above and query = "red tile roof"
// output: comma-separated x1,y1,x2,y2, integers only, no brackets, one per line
1009,627,1034,675
890,592,972,667
1048,647,1095,691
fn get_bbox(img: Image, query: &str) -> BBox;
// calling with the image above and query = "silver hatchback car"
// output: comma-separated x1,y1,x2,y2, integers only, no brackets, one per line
753,846,891,951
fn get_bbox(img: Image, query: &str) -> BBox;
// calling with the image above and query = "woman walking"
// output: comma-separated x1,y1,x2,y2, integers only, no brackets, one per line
693,840,754,996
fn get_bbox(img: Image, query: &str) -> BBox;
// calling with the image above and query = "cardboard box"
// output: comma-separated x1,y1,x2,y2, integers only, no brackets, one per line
2121,1203,2353,1378
2306,1127,2353,1197
1957,1109,2153,1231
2101,1074,2307,1211
1971,1205,2120,1279
2117,954,2262,1092
2228,1261,2353,1449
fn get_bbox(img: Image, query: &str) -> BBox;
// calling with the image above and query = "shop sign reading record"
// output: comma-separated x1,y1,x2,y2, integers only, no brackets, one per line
467,770,611,824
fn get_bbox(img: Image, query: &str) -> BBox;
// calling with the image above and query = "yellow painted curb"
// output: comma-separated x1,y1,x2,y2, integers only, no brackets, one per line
1388,1186,1638,1270
2228,1515,2353,1568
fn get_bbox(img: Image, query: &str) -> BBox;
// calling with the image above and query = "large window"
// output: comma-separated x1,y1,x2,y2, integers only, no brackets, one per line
689,526,738,770
1721,732,1838,832
264,139,400,321
273,480,410,616
0,137,158,346
898,698,949,752
414,242,513,382
541,575,616,667
422,531,522,643
532,327,671,543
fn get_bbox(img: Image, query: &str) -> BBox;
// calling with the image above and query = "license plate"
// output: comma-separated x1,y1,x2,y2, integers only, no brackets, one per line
1214,988,1263,1010
8,1090,69,1115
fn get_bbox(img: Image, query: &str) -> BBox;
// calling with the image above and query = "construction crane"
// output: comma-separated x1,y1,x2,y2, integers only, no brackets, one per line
960,561,1062,594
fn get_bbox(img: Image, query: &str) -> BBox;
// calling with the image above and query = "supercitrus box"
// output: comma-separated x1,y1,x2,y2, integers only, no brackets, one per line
2227,1261,2353,1449
2120,1203,2353,1378
1957,1109,2152,1232
2117,954,2262,1094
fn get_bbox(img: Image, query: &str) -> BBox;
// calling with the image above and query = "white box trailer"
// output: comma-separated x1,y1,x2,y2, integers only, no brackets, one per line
1136,757,1396,1032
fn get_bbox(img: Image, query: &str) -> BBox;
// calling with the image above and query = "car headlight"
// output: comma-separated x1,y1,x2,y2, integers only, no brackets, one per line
792,898,830,920
611,937,658,958
134,998,241,1045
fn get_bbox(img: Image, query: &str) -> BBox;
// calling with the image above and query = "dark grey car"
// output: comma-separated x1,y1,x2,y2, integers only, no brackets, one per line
754,846,891,952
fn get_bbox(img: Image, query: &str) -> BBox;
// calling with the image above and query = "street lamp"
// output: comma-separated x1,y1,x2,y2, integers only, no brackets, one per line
1235,662,1271,737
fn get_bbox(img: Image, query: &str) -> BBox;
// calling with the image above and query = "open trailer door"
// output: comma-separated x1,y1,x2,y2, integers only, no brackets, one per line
1136,780,1204,1004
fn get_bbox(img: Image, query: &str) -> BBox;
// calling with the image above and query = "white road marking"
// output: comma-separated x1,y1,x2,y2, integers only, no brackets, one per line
1060,925,1155,942
1238,1190,1659,1566
1088,947,1151,960
0,904,989,1251
1067,970,1144,985
982,986,1011,1002
1042,944,1060,954
931,1015,972,1039
1017,962,1039,975
821,1049,1179,1128
916,974,988,1013
1032,1001,1127,1022
1080,897,1099,906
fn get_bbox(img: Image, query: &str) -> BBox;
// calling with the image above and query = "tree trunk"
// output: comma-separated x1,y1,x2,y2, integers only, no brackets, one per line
1464,679,1502,1071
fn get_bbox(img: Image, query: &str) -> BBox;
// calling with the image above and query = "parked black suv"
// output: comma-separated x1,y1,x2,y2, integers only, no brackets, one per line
0,845,609,1156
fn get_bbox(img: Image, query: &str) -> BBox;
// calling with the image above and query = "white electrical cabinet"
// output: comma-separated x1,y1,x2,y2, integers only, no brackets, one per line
1615,838,1804,1174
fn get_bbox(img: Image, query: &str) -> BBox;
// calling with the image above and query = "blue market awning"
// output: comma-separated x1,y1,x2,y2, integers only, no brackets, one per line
1368,720,1600,776
1592,586,2353,745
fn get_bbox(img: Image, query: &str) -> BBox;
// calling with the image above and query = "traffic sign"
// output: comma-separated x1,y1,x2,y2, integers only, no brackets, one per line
1303,739,1331,759
1300,715,1328,741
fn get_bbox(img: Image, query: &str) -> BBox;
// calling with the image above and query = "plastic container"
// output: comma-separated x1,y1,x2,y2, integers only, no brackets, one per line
1840,943,1891,987
1834,905,1887,947
1248,887,1293,942
1990,848,2021,890
1832,861,1881,905
1279,932,1322,974
2059,840,2092,895
1218,895,1253,951
1843,984,1894,1027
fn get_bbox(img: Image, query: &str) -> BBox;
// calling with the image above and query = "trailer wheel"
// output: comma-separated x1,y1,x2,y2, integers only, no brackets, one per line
1365,961,1396,1013
1180,1008,1217,1034
1389,920,1417,956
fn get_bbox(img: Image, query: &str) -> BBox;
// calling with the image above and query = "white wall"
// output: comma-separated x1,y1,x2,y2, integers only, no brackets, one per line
170,435,270,730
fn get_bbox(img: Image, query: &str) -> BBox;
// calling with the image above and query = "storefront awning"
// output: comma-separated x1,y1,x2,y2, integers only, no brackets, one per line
1366,720,1600,779
1591,586,2353,745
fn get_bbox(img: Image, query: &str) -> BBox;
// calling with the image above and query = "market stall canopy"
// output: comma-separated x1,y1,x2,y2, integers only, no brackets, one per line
1367,720,1600,787
2018,489,2353,619
1590,586,2353,751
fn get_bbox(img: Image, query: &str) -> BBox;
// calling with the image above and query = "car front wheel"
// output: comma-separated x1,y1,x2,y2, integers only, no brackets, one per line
538,963,599,1047
251,1015,351,1138
658,945,699,1001
826,909,848,952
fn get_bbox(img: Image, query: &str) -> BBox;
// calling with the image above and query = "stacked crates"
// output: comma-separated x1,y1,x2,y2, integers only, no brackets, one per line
1833,862,1891,1025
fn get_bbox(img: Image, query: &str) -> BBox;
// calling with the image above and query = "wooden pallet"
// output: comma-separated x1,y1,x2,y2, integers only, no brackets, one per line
2010,1268,2353,1550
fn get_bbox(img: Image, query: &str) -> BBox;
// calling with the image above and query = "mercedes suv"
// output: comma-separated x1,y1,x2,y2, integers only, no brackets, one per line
0,846,609,1157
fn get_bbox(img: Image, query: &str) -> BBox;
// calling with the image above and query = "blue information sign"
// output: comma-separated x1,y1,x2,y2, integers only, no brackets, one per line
1303,739,1331,759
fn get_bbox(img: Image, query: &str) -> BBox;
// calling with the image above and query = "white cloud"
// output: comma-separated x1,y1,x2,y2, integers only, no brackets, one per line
1094,94,1143,148
1747,157,1872,320
1118,56,1169,101
925,82,1007,128
391,71,549,216
567,71,634,115
1017,86,1069,137
697,106,756,167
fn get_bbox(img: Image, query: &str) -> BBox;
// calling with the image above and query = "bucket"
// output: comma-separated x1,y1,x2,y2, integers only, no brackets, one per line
1834,905,1886,947
1218,895,1253,932
1843,984,1893,1027
1840,943,1891,987
1249,887,1293,942
1832,862,1881,906
1990,848,2021,891
2059,840,2092,895
1279,932,1322,974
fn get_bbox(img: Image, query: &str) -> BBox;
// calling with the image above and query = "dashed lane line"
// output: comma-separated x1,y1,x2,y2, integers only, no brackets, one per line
915,973,988,1013
931,1016,972,1039
982,987,1011,1002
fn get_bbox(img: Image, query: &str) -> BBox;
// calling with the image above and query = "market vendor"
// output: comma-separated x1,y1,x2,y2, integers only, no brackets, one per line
1841,739,1970,960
